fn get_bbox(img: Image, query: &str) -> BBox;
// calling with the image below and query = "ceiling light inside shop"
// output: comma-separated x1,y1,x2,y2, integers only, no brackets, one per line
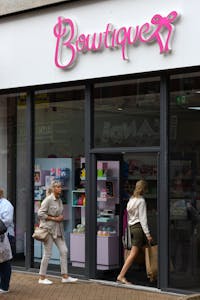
188,106,200,110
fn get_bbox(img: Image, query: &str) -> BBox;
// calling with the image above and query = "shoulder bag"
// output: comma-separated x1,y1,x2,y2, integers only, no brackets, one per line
0,234,12,263
32,227,49,242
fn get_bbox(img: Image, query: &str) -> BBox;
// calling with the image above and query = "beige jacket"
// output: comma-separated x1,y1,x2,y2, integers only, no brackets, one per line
38,193,65,239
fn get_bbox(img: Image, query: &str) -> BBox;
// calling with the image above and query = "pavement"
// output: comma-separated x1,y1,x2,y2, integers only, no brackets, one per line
1,271,200,300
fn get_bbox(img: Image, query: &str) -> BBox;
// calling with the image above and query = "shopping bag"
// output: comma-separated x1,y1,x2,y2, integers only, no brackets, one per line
145,244,158,282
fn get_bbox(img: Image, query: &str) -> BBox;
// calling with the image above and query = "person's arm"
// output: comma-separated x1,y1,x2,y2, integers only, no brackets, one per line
138,198,153,242
46,215,64,222
38,198,50,220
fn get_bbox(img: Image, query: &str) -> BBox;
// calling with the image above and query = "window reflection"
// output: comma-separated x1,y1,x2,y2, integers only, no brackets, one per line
0,93,27,267
94,78,160,147
169,72,200,290
34,86,85,274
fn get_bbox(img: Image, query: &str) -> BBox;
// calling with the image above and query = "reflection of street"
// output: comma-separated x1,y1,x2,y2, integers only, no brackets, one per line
169,219,200,288
170,220,192,273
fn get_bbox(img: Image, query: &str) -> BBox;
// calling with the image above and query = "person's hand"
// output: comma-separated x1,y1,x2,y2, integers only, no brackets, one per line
147,235,153,244
56,215,64,222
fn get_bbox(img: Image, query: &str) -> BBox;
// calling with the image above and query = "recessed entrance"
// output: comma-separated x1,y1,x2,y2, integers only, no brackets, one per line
95,153,158,287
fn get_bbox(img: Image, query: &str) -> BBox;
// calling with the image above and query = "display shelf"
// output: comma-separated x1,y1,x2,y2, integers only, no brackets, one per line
128,175,157,180
97,197,115,202
97,176,118,181
72,190,86,207
34,158,73,265
97,217,115,223
71,159,86,233
96,160,120,241
70,233,119,270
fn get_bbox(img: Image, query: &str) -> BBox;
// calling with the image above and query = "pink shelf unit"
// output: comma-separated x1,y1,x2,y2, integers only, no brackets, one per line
70,233,119,270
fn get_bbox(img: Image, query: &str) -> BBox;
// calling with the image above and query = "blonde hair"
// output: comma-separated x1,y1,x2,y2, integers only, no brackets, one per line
51,180,62,189
46,187,52,196
133,180,148,198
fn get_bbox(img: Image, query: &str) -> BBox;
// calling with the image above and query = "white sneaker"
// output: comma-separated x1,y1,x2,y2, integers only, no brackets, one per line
61,276,78,283
38,278,53,285
0,289,9,293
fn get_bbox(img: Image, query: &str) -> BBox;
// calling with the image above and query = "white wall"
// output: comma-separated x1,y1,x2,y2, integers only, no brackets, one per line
0,0,199,89
0,0,68,16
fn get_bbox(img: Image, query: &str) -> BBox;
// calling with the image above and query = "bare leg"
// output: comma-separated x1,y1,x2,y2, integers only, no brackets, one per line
117,246,140,283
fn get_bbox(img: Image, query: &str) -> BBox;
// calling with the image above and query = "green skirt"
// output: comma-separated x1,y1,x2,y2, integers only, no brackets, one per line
130,223,147,247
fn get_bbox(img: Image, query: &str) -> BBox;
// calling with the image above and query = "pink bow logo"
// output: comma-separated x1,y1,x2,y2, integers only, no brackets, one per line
150,11,179,53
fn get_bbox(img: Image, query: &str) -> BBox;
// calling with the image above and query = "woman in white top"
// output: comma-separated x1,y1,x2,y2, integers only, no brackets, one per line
117,180,153,284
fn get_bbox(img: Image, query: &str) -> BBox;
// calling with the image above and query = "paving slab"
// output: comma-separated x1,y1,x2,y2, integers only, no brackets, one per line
0,271,200,300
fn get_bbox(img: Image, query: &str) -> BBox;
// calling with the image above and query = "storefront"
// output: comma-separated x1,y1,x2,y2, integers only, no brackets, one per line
0,0,200,294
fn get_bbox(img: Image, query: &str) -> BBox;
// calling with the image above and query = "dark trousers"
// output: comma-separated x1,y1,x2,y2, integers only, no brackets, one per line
0,261,11,291
8,234,15,257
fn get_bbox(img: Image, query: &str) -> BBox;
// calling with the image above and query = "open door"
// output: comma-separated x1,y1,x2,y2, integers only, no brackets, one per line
95,153,158,287
95,154,123,279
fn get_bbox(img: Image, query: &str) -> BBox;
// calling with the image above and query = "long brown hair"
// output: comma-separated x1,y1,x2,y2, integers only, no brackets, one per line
133,180,148,198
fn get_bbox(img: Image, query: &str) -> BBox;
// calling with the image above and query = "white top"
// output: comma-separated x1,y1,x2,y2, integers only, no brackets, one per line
127,196,150,237
0,197,14,236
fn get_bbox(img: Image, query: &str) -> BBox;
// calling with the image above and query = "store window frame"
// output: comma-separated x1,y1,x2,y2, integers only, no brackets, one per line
0,90,35,271
24,74,168,290
31,81,87,278
26,91,35,270
2,66,199,294
85,73,169,291
167,69,200,294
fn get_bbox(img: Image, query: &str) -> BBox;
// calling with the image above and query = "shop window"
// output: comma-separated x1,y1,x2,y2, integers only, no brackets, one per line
33,86,85,274
0,92,28,267
94,77,160,148
169,71,200,290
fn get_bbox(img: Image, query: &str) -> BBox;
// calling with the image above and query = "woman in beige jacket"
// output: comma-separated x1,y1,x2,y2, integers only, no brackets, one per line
38,181,78,285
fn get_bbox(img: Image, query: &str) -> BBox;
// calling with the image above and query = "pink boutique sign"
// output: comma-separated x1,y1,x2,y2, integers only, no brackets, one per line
53,11,179,69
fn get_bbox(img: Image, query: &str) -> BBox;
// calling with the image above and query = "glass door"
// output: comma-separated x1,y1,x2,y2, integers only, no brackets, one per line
96,153,158,287
96,156,121,277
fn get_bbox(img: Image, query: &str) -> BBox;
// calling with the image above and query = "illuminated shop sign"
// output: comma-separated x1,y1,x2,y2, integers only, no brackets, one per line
53,11,179,69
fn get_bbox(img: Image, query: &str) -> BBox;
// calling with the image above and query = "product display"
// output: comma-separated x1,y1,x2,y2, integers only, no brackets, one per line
70,160,120,270
33,158,73,265
72,224,85,234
